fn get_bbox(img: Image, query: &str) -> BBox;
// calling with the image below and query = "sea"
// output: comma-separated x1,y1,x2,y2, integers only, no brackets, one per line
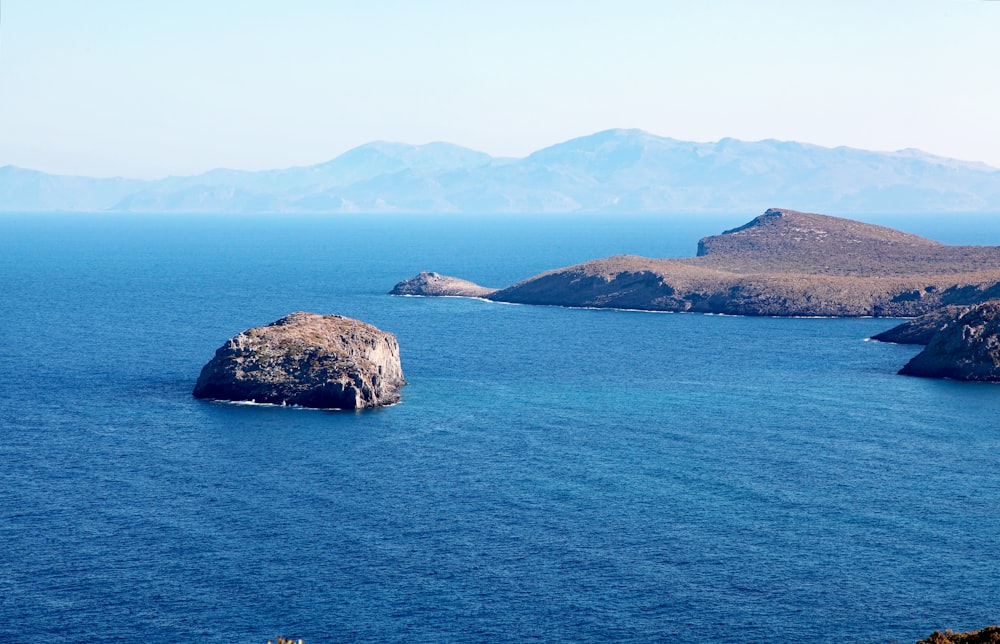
2,212,999,643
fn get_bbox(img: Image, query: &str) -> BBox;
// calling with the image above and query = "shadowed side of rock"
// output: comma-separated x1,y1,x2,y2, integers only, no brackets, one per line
899,301,1000,381
871,305,974,344
193,312,405,409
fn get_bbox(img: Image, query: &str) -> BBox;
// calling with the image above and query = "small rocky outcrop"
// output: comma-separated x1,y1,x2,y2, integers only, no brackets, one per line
193,312,405,409
899,301,1000,381
390,271,496,298
916,626,1000,643
871,305,974,344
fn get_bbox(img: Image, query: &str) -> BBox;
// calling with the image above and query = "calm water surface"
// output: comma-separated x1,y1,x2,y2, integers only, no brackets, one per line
1,213,999,642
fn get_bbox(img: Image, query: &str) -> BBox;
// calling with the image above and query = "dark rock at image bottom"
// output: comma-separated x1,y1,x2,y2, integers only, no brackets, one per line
193,312,405,409
915,625,1000,644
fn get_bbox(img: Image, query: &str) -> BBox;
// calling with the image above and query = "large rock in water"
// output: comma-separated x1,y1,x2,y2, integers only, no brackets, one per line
193,312,405,409
899,301,1000,381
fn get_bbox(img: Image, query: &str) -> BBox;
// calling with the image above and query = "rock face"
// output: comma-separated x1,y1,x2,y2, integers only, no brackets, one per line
871,305,974,345
390,271,497,298
193,312,405,409
899,301,1000,381
393,208,1000,317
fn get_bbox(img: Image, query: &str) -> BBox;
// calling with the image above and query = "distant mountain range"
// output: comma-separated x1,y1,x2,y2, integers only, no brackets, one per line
3,129,1000,214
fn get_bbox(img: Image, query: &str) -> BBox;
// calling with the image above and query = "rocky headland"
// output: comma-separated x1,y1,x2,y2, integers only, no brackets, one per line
392,208,1000,317
871,304,974,344
894,301,1000,381
870,301,1000,381
193,312,405,409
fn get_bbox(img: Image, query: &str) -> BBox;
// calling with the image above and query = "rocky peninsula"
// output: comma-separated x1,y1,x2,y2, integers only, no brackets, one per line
871,305,974,345
392,208,1000,317
193,312,405,409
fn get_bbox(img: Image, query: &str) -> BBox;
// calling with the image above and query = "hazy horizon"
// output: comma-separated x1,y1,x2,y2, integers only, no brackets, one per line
1,1,998,178
4,128,999,182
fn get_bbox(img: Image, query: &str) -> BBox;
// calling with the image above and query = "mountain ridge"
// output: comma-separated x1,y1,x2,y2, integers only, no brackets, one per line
3,130,999,214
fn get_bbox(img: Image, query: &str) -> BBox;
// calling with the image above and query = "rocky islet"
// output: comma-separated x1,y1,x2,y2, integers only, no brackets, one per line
389,271,497,298
193,312,405,409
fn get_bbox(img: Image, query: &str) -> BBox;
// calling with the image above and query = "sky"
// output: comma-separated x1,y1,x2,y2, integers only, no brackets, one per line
0,0,998,178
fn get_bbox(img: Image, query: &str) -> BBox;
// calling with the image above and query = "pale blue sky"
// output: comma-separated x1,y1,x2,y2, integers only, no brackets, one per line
1,0,998,177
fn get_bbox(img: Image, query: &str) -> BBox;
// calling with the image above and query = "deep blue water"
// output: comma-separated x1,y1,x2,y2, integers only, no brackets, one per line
2,212,1000,643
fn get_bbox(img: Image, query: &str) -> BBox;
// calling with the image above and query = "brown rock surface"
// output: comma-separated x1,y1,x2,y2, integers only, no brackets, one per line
693,208,1000,276
193,312,405,409
916,626,1000,643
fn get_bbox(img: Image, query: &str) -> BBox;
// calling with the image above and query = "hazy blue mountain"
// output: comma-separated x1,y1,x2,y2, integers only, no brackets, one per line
0,165,150,212
107,141,494,213
3,130,999,214
112,185,284,214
